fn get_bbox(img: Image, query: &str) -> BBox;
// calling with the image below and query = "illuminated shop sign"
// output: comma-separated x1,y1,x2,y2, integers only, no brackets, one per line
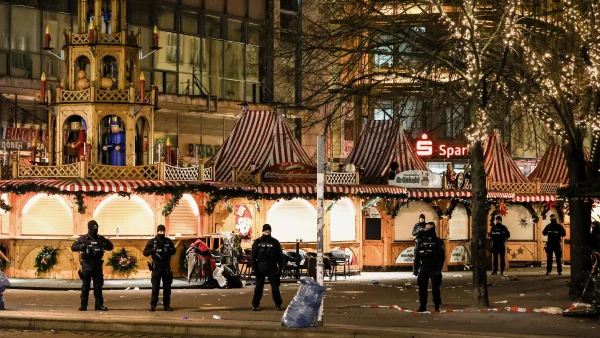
415,133,469,158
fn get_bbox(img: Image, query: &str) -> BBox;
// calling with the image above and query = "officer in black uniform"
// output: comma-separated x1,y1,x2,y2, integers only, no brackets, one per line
143,224,176,311
414,222,445,312
489,216,510,275
543,214,566,276
71,220,114,311
412,214,427,275
251,224,283,311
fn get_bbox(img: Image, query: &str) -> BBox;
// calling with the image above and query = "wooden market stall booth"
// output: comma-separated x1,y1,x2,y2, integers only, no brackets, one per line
0,0,253,279
204,109,408,271
525,143,576,262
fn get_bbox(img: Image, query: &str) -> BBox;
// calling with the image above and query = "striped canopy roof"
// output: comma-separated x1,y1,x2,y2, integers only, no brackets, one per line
207,110,316,182
483,130,528,183
344,119,429,184
527,144,589,184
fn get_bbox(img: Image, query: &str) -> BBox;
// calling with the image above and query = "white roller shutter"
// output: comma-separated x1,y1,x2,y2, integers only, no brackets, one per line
22,194,73,236
93,195,154,236
330,198,356,242
169,194,199,235
267,199,317,243
0,194,9,235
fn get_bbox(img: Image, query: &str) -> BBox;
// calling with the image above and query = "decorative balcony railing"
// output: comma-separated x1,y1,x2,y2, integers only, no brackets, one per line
68,31,140,47
325,172,359,185
53,86,155,105
10,157,214,182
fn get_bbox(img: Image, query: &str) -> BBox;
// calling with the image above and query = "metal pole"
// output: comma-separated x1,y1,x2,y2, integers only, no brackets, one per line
316,135,325,325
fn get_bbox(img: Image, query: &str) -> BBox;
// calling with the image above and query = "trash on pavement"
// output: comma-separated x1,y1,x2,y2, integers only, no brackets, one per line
493,300,508,304
212,315,222,320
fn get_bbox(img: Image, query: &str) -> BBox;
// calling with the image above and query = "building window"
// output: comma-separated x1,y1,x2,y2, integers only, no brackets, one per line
374,35,393,69
374,100,393,120
205,15,222,38
445,105,465,138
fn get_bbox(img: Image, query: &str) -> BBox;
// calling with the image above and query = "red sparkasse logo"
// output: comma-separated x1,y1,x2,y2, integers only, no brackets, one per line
415,133,469,158
415,133,433,156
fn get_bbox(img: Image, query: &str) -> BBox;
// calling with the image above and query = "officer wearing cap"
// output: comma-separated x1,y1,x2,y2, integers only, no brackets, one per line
414,222,445,312
71,220,114,311
543,214,566,276
251,224,283,311
143,224,176,311
489,216,510,275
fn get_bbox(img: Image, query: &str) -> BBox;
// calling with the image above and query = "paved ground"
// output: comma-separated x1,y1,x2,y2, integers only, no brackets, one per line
0,267,598,337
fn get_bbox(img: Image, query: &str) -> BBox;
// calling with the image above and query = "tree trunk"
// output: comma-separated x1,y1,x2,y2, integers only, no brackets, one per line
564,146,591,299
470,140,489,307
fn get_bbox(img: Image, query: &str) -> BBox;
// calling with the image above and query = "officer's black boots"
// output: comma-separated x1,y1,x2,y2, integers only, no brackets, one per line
150,306,156,312
95,305,108,311
435,304,440,312
79,305,87,311
491,271,497,275
164,306,173,311
276,305,282,311
418,305,427,312
253,306,260,311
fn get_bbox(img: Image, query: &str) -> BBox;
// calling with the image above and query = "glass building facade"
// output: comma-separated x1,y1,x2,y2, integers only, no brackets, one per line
0,0,266,102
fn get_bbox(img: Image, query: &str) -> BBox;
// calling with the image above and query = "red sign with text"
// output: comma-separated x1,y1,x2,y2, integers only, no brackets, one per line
415,133,469,159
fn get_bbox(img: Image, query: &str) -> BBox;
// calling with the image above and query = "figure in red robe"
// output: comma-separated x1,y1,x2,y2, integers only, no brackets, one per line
190,239,216,280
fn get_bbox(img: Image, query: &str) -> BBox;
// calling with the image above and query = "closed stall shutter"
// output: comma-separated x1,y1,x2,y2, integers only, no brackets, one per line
169,194,199,235
93,195,154,236
267,199,316,242
448,205,469,240
22,194,73,236
330,198,356,242
1,194,9,235
504,205,535,240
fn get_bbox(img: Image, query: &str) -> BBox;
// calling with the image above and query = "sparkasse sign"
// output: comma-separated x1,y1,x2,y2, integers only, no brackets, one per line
415,133,469,159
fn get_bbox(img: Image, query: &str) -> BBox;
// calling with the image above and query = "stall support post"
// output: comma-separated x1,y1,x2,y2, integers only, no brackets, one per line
295,240,300,280
316,135,325,325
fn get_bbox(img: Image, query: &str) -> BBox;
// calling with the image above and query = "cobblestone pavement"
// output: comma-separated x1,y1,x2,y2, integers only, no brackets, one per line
0,329,179,337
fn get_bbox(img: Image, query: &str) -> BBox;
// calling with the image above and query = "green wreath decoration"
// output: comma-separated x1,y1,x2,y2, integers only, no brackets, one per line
34,246,59,275
0,243,8,271
106,248,138,275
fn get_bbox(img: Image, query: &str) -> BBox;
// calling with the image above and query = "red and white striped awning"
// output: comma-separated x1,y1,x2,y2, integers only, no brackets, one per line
513,194,556,202
255,184,408,196
207,111,316,182
407,189,471,198
344,120,428,184
0,179,253,194
484,131,529,183
487,192,515,199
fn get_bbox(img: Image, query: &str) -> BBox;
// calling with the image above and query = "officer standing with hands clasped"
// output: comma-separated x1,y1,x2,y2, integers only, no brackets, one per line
143,224,176,311
412,214,427,275
71,220,114,311
414,222,445,312
489,216,510,275
251,224,283,311
543,214,566,276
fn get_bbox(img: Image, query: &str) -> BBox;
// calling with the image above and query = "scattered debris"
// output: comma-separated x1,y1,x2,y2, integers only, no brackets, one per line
212,315,222,320
451,274,463,278
134,287,140,291
371,280,380,285
182,316,188,320
520,294,525,297
493,300,508,304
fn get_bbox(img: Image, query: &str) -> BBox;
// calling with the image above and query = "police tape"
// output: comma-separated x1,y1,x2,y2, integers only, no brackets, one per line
361,303,590,315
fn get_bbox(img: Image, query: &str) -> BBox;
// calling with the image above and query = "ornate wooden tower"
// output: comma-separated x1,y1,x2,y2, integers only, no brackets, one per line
44,0,157,167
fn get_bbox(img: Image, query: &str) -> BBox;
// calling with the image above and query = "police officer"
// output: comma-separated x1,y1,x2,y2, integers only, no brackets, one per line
143,224,176,311
543,214,566,276
251,224,283,311
71,220,114,311
412,214,427,275
489,216,510,275
414,222,445,312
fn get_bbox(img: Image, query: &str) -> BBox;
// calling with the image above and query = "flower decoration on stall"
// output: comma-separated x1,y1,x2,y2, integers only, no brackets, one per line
0,243,8,271
221,200,233,213
254,200,261,212
162,191,183,217
497,200,508,217
34,246,59,275
541,200,562,220
107,248,138,275
391,200,402,218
